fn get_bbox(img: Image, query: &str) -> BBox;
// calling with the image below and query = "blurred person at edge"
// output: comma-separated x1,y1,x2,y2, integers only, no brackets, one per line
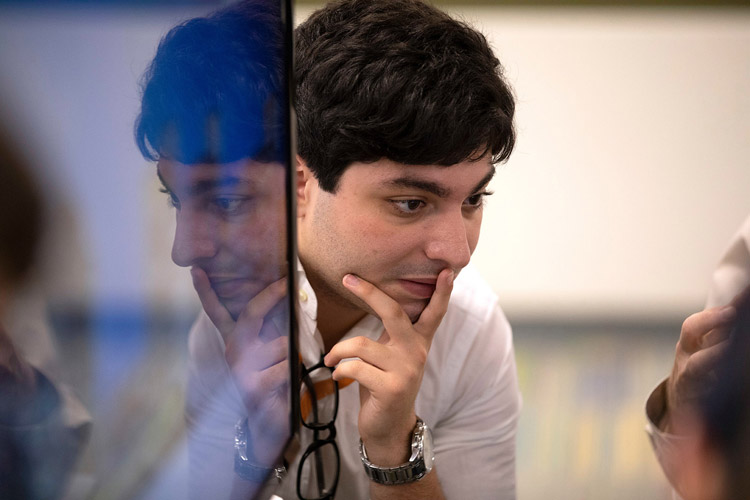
672,287,750,500
647,215,750,499
0,125,90,499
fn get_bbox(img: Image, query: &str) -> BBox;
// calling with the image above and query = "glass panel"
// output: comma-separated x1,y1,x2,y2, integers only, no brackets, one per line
0,1,295,499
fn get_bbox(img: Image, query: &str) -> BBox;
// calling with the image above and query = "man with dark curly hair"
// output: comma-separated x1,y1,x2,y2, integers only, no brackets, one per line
137,1,520,498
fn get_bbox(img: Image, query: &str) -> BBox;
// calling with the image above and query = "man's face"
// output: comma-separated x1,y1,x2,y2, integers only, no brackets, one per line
298,155,494,323
157,158,288,319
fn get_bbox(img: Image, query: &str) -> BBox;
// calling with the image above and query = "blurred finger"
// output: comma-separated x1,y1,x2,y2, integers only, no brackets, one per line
237,277,288,323
682,342,728,386
701,324,733,349
229,335,288,372
235,359,290,410
680,306,736,354
191,267,235,337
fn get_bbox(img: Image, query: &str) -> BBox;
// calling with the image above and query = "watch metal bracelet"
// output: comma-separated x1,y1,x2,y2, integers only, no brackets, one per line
359,417,433,486
234,417,287,483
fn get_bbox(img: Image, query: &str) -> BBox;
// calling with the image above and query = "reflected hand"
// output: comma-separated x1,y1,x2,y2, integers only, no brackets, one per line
324,268,454,466
191,268,289,466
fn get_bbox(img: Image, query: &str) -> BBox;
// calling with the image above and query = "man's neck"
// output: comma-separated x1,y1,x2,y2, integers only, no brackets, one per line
303,269,367,352
316,298,367,353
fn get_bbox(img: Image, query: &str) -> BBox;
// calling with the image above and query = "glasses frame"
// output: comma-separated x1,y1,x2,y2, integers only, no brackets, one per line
296,356,340,500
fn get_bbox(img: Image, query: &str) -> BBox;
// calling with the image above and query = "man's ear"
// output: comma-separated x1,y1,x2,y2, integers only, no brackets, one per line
296,155,315,218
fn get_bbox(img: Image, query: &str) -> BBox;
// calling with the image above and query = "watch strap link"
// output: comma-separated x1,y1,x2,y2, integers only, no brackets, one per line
359,417,431,486
360,456,428,485
234,417,287,483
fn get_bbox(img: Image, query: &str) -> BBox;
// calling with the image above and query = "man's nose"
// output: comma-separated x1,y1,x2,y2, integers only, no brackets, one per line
424,212,472,271
171,209,218,268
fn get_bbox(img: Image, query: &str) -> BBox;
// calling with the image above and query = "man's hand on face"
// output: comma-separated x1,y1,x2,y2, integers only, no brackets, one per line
191,268,289,466
664,285,750,433
323,268,454,466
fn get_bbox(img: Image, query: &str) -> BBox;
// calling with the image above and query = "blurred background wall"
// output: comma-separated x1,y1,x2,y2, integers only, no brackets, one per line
0,1,748,499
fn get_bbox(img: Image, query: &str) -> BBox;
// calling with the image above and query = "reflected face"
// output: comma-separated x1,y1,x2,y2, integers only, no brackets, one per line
298,155,494,323
157,158,287,319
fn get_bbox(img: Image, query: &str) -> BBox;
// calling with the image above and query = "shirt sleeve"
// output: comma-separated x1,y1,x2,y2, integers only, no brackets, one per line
644,379,688,500
424,300,521,500
185,313,248,500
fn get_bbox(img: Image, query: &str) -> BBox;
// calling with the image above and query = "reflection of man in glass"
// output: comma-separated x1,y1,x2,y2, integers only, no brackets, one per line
137,0,521,499
134,2,292,499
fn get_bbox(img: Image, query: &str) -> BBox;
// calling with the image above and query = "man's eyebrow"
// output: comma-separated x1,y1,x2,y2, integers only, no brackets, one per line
189,176,248,196
471,166,496,194
155,169,249,195
385,177,450,198
384,165,496,198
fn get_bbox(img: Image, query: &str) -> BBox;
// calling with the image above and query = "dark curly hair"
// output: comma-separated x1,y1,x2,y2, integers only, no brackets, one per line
294,0,515,193
134,0,286,165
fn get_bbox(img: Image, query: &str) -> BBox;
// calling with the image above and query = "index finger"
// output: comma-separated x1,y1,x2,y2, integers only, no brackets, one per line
341,274,413,338
191,267,235,338
680,306,736,354
413,268,455,336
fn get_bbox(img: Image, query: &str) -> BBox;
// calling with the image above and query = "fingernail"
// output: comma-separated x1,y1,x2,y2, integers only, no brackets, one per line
343,274,360,287
446,270,455,286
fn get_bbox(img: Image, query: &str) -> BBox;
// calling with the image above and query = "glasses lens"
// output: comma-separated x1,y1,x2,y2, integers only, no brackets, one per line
298,440,340,500
302,365,338,427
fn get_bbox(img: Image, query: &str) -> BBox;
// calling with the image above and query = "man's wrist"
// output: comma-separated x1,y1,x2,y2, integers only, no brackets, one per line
360,417,434,486
234,417,287,483
359,415,417,466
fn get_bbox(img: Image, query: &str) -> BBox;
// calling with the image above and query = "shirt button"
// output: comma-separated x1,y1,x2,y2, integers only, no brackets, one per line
299,289,308,302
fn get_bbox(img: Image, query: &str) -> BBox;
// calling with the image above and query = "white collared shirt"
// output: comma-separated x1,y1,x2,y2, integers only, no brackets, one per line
186,262,521,499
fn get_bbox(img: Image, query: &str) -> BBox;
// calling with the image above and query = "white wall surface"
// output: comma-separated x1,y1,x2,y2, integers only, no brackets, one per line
459,7,750,321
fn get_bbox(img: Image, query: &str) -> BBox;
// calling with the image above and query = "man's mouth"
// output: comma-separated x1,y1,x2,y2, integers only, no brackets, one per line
397,278,437,299
207,276,258,298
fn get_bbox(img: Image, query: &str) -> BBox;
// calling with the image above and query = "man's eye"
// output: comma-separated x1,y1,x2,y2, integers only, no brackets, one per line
391,199,425,214
464,191,493,209
159,187,180,210
212,197,246,214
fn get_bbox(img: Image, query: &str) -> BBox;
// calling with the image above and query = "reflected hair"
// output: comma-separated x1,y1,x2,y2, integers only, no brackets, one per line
135,0,286,165
294,0,516,193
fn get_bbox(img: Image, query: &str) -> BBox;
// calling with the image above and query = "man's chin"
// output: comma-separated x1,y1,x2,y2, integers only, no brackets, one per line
400,300,429,324
221,294,290,325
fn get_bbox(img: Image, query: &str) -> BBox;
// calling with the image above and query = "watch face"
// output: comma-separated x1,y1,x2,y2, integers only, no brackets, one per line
423,425,434,471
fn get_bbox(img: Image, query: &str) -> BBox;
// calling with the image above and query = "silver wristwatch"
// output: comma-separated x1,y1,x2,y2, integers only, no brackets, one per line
359,417,434,485
234,418,287,483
